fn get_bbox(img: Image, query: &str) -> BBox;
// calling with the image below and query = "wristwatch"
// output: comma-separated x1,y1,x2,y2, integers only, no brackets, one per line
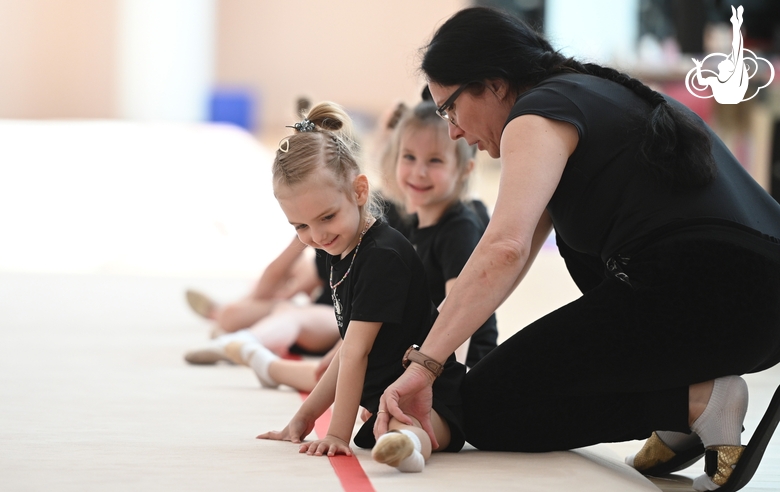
402,344,444,378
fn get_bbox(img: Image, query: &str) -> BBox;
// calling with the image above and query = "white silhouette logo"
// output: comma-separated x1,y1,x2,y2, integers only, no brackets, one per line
684,5,774,104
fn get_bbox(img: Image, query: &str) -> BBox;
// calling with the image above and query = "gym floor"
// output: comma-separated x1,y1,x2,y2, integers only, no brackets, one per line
1,121,777,491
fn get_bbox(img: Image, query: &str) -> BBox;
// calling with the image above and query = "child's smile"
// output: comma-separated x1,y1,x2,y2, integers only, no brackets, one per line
396,125,462,227
275,169,365,259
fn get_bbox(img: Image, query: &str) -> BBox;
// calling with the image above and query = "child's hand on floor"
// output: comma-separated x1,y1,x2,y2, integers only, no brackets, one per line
299,434,353,457
257,415,314,443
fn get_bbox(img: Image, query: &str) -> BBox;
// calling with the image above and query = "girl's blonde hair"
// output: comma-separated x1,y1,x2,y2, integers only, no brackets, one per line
273,101,380,220
381,100,476,207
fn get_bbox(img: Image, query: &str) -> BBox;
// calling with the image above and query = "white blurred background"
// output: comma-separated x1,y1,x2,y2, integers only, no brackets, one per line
1,0,778,277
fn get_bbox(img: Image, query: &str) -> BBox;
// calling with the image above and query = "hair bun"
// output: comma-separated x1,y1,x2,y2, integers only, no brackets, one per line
304,101,354,141
315,117,343,131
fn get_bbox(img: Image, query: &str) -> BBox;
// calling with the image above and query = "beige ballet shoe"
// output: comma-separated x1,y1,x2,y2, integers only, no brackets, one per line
183,342,231,365
372,431,414,467
209,326,227,339
185,290,215,319
223,341,248,366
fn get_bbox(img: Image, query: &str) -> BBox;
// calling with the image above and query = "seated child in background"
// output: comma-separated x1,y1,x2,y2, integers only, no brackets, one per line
183,236,339,371
231,97,498,393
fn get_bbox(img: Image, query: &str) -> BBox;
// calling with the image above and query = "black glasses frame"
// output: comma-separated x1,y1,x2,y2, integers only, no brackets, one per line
435,82,476,126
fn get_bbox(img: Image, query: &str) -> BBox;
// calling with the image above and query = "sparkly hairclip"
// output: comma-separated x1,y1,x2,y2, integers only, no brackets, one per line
286,118,316,133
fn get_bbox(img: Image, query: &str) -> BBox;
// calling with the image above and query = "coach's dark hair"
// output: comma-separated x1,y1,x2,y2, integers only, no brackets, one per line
421,7,716,189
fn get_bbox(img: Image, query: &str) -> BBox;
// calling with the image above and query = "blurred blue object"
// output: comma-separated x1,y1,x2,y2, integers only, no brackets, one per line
209,88,256,131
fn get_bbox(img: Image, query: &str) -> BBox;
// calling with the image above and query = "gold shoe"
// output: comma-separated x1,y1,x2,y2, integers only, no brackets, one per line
372,431,414,467
704,445,745,487
631,432,678,472
629,431,705,476
186,290,215,319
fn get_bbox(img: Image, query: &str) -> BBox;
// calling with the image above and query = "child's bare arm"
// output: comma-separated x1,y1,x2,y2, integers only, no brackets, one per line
257,345,341,443
300,320,382,457
252,236,308,299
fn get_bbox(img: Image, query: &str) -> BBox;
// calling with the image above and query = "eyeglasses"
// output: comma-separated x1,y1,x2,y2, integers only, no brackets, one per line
435,82,473,127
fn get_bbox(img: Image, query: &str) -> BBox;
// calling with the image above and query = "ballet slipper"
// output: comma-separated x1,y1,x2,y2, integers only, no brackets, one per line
186,289,216,319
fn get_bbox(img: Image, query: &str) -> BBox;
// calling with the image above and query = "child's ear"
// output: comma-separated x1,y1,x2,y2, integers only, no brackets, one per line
461,159,475,181
353,174,369,206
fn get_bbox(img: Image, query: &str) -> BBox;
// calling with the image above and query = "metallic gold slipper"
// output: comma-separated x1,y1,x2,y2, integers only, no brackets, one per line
631,431,705,476
711,384,780,492
704,445,744,487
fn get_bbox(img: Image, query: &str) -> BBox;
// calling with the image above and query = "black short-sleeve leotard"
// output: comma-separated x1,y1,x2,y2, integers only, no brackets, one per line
407,201,498,367
326,220,465,451
312,250,332,306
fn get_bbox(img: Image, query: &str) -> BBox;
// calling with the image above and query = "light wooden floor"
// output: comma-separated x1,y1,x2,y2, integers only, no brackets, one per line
1,121,778,491
1,259,778,491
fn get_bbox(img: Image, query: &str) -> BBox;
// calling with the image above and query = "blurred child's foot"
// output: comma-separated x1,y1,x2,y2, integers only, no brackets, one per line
373,430,425,473
184,340,230,364
185,290,216,319
209,326,227,339
184,331,256,365
226,341,280,388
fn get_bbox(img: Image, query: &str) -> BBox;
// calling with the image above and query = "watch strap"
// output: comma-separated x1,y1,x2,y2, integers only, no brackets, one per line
403,345,444,378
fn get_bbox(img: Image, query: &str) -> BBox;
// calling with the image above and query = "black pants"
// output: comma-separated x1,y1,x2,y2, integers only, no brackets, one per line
462,233,780,452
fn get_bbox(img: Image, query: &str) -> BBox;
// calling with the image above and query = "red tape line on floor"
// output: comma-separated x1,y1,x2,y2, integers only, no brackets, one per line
299,391,376,492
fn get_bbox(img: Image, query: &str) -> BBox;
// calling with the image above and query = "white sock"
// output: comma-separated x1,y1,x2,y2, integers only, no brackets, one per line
395,430,425,473
656,430,701,451
693,475,722,491
691,376,747,448
245,343,280,388
216,330,258,348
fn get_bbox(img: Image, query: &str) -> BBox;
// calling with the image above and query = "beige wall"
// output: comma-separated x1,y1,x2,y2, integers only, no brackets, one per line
0,0,465,135
0,0,117,119
216,0,468,137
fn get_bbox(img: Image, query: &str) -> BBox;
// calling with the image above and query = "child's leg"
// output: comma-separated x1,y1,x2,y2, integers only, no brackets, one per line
214,298,278,333
224,341,321,392
267,359,319,392
372,411,451,472
246,303,338,355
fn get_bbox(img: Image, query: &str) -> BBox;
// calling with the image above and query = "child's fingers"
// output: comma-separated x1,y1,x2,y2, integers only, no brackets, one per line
329,444,352,457
299,440,352,457
306,441,327,456
257,430,288,441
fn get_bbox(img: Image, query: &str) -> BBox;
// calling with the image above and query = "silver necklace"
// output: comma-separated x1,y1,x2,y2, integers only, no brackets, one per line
329,219,371,315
